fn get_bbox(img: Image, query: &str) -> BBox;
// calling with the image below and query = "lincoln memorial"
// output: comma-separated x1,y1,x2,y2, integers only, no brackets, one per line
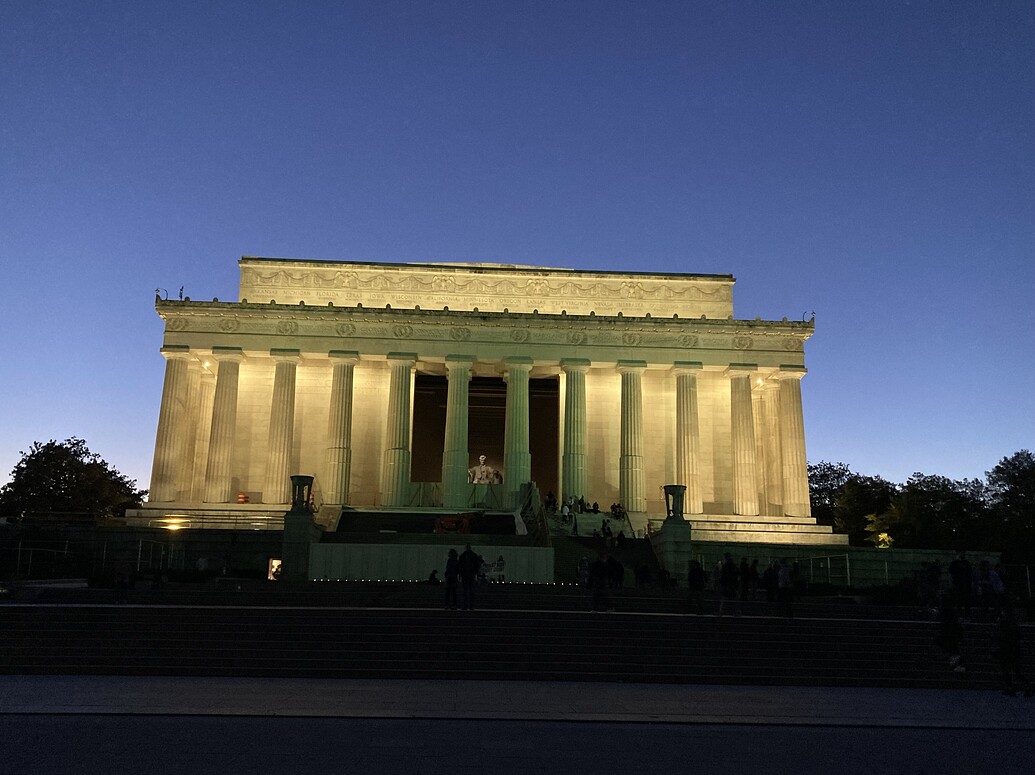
128,256,845,548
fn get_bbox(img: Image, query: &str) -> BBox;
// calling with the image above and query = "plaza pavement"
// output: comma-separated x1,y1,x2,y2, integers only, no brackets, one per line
3,676,1034,774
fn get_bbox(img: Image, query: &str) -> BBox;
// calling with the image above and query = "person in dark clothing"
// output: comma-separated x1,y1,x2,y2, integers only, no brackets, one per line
457,545,481,611
606,554,624,589
948,552,973,618
738,557,751,601
588,552,610,611
718,553,739,616
686,560,707,615
937,594,966,674
993,611,1032,696
763,560,779,602
443,549,459,610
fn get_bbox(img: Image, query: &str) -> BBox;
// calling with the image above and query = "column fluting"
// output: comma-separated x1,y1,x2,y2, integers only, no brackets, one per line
203,347,244,503
324,351,359,506
263,349,300,505
561,359,590,505
441,356,474,508
380,353,416,506
149,345,192,502
674,362,703,515
503,357,533,504
778,368,811,516
618,360,647,514
728,366,759,516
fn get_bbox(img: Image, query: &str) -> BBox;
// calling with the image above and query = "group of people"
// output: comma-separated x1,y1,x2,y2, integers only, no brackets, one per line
428,545,507,611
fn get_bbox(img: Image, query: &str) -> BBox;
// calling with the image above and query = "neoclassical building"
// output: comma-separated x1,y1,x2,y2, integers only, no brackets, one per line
132,256,842,545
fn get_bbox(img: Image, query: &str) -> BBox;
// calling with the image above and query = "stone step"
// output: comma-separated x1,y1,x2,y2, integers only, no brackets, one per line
692,530,850,545
690,521,834,533
2,605,1027,690
688,514,820,525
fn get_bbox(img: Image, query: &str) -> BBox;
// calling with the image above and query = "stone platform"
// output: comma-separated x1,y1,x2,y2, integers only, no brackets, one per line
685,513,848,545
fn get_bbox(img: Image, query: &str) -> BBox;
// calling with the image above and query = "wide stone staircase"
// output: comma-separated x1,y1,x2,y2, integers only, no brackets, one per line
2,584,1028,689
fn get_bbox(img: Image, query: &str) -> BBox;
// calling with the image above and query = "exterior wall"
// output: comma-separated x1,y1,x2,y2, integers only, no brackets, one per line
144,257,816,532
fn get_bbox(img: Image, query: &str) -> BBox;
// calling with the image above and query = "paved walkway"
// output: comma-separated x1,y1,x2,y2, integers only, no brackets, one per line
1,675,1032,729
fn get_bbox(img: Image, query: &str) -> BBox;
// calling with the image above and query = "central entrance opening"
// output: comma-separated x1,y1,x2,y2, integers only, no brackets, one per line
411,374,559,498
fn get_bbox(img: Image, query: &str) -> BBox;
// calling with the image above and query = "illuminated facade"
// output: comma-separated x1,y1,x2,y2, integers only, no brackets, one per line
132,256,845,546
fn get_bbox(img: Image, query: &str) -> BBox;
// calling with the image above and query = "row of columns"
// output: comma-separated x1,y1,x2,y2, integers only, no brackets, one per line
150,348,809,517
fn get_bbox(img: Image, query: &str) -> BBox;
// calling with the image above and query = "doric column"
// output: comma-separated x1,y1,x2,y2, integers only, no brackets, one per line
442,355,474,508
262,349,300,505
674,362,703,514
190,370,216,502
149,345,191,502
727,364,759,516
561,359,590,505
777,366,811,516
618,360,647,514
761,379,784,515
175,361,203,499
203,346,245,503
324,350,360,506
503,357,533,503
380,353,416,506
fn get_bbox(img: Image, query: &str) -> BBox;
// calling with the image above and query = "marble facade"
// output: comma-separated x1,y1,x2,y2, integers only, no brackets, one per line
131,256,841,544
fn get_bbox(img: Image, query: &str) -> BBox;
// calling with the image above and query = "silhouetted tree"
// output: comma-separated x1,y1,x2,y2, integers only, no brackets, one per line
0,438,145,522
833,474,897,546
870,474,988,550
808,461,852,527
986,450,1035,561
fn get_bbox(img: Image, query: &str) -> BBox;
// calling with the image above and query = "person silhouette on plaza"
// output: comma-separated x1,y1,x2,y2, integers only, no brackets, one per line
457,544,481,610
443,548,459,610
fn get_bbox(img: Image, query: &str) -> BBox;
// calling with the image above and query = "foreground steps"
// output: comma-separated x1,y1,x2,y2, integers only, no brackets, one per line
2,603,1027,690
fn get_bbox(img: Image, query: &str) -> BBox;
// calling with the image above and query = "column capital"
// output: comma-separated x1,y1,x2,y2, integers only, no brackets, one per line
616,360,647,374
386,352,418,365
160,344,192,360
503,355,533,366
724,362,758,377
210,346,245,363
445,354,477,364
672,361,703,375
270,348,301,364
328,350,360,364
561,358,591,374
772,364,807,380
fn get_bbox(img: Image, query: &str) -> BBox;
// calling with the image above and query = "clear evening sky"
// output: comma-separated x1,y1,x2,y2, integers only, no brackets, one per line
1,1,1032,493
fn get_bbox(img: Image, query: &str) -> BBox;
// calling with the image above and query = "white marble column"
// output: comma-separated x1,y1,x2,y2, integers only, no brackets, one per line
175,361,203,500
442,355,474,508
262,349,300,505
618,360,647,514
777,367,811,516
561,359,589,504
190,370,216,503
203,347,245,504
149,345,191,502
674,362,703,514
503,357,533,504
727,365,759,516
324,350,359,506
761,379,785,516
380,353,416,507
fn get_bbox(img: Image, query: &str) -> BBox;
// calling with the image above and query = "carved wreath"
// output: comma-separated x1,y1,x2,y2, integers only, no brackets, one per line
276,321,298,335
219,319,239,333
511,329,530,343
622,333,643,346
167,318,188,331
335,322,356,337
732,336,753,350
392,324,413,338
449,327,471,341
568,332,587,345
679,334,698,347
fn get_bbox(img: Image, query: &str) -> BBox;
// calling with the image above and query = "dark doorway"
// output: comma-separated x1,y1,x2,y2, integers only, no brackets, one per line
409,373,559,496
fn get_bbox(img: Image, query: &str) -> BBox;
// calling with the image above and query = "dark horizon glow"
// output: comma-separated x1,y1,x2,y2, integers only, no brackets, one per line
1,1,1032,492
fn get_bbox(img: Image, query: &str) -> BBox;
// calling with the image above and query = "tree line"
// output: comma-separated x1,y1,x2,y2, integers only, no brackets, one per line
808,451,1035,561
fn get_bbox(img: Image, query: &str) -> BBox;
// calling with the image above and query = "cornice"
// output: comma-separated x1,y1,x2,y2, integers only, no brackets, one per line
156,299,813,354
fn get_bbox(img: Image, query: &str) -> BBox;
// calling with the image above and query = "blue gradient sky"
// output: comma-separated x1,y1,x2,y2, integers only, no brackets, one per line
2,1,1032,492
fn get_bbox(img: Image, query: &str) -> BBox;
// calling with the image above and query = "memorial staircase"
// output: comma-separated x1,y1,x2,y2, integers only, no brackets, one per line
2,584,1028,690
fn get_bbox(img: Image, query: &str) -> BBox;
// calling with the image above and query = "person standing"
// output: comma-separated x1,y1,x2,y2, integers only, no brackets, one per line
443,548,459,610
457,544,481,611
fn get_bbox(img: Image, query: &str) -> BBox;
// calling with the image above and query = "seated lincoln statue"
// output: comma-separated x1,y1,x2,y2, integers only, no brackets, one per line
468,454,501,484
